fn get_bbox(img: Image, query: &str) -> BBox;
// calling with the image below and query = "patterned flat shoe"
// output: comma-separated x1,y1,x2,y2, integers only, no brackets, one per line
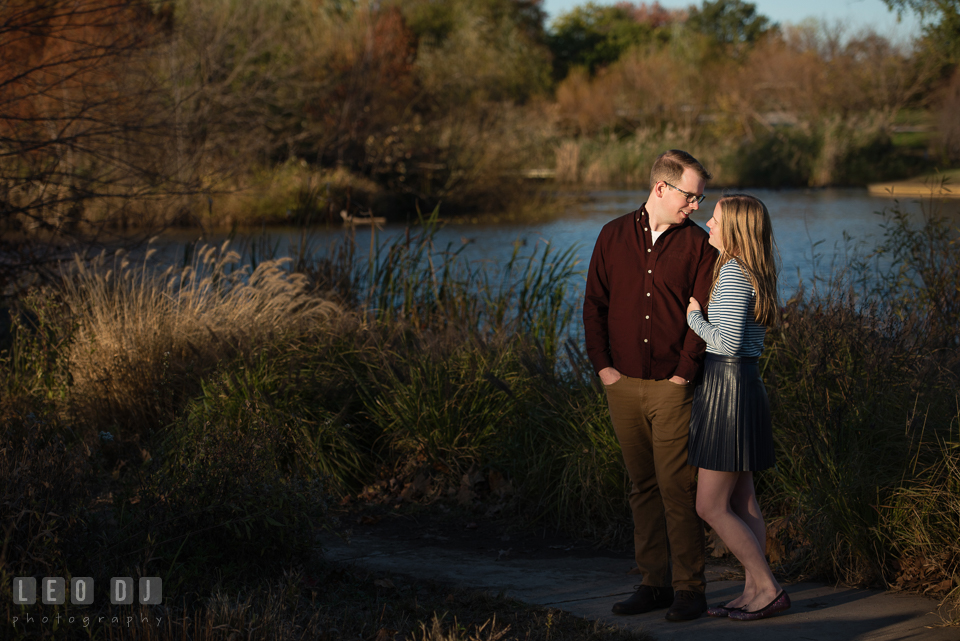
706,602,741,618
729,591,791,621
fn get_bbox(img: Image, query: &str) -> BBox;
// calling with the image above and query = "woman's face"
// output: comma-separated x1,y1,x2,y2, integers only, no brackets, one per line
707,202,723,251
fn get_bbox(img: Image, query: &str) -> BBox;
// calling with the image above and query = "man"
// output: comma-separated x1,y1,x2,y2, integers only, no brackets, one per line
582,150,717,621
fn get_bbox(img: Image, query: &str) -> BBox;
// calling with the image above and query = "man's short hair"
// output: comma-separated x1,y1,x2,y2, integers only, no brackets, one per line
649,150,711,190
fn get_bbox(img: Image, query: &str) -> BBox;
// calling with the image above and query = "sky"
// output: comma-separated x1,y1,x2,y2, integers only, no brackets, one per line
541,0,924,43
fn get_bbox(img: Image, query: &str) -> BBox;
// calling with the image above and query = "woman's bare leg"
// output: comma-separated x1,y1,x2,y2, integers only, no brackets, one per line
729,473,767,607
697,469,781,612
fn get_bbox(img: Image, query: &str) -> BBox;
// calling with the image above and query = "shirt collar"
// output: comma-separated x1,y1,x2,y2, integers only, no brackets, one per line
638,203,688,231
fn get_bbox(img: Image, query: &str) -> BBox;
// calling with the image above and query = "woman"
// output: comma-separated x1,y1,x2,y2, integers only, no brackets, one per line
686,194,789,621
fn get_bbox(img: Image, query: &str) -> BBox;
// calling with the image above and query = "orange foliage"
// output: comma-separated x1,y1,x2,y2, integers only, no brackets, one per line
306,5,417,162
555,47,703,134
0,0,162,140
1,0,174,237
731,28,932,120
555,68,616,135
937,68,960,161
553,23,930,139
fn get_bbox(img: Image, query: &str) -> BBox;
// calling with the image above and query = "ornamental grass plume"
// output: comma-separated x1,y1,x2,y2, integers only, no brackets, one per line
60,240,342,434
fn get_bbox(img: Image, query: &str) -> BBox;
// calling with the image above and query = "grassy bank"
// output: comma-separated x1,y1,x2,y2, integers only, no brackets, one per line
2,204,959,635
174,121,948,230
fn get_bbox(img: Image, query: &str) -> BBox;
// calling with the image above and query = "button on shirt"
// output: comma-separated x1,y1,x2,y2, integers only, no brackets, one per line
582,204,717,382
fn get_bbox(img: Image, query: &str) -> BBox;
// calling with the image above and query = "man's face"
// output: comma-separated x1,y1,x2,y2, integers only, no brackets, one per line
664,167,705,225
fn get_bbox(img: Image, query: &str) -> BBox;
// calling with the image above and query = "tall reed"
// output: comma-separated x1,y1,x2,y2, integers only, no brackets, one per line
361,207,580,352
763,195,960,589
345,207,587,486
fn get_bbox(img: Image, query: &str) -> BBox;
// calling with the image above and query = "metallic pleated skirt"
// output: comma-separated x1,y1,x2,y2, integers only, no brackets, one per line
688,354,775,472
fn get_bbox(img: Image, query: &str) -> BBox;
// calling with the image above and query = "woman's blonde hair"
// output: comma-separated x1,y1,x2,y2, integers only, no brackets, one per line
711,194,780,326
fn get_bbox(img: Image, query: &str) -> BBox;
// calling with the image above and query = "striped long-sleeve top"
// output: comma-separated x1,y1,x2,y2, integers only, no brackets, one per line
686,259,766,357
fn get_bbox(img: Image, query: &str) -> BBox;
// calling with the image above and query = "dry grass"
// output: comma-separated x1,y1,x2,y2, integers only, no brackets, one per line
58,241,342,434
882,437,960,600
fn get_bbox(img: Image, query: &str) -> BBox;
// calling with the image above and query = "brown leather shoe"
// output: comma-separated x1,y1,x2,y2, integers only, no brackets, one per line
664,590,707,621
611,585,674,615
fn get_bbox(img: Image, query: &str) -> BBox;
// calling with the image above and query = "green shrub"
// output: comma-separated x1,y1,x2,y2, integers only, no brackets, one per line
0,414,92,616
5,288,76,410
355,338,521,480
763,200,960,585
504,374,630,540
111,410,329,594
178,343,372,492
730,127,819,188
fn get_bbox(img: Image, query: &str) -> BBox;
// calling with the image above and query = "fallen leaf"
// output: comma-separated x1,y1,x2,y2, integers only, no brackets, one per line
487,470,513,496
373,579,395,589
462,467,484,487
412,473,430,492
375,628,397,641
456,486,476,506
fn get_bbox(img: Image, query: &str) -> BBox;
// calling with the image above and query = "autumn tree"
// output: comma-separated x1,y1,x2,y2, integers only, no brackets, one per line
881,0,960,161
0,0,181,291
375,0,554,208
883,0,960,67
685,0,775,60
547,2,678,78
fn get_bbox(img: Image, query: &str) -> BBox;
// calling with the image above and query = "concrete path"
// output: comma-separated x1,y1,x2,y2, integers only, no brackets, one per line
321,533,957,641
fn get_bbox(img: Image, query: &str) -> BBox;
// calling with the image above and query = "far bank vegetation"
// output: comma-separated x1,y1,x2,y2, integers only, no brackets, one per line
2,0,958,245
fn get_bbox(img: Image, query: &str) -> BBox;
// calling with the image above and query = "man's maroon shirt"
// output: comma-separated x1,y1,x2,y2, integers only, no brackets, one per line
583,204,717,383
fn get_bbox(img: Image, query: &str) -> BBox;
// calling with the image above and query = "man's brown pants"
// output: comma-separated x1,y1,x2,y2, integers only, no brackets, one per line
604,375,705,593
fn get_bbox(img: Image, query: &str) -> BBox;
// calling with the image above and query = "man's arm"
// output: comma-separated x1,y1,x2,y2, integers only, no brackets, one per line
673,240,716,382
583,234,615,375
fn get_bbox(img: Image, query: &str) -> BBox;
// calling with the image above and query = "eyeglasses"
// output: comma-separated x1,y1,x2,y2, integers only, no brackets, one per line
662,181,705,205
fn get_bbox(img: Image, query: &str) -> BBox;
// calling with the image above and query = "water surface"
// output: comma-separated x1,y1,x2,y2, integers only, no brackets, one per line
158,188,960,299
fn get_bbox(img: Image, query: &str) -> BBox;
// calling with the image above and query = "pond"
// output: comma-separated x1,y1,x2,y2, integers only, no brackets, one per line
156,187,960,301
